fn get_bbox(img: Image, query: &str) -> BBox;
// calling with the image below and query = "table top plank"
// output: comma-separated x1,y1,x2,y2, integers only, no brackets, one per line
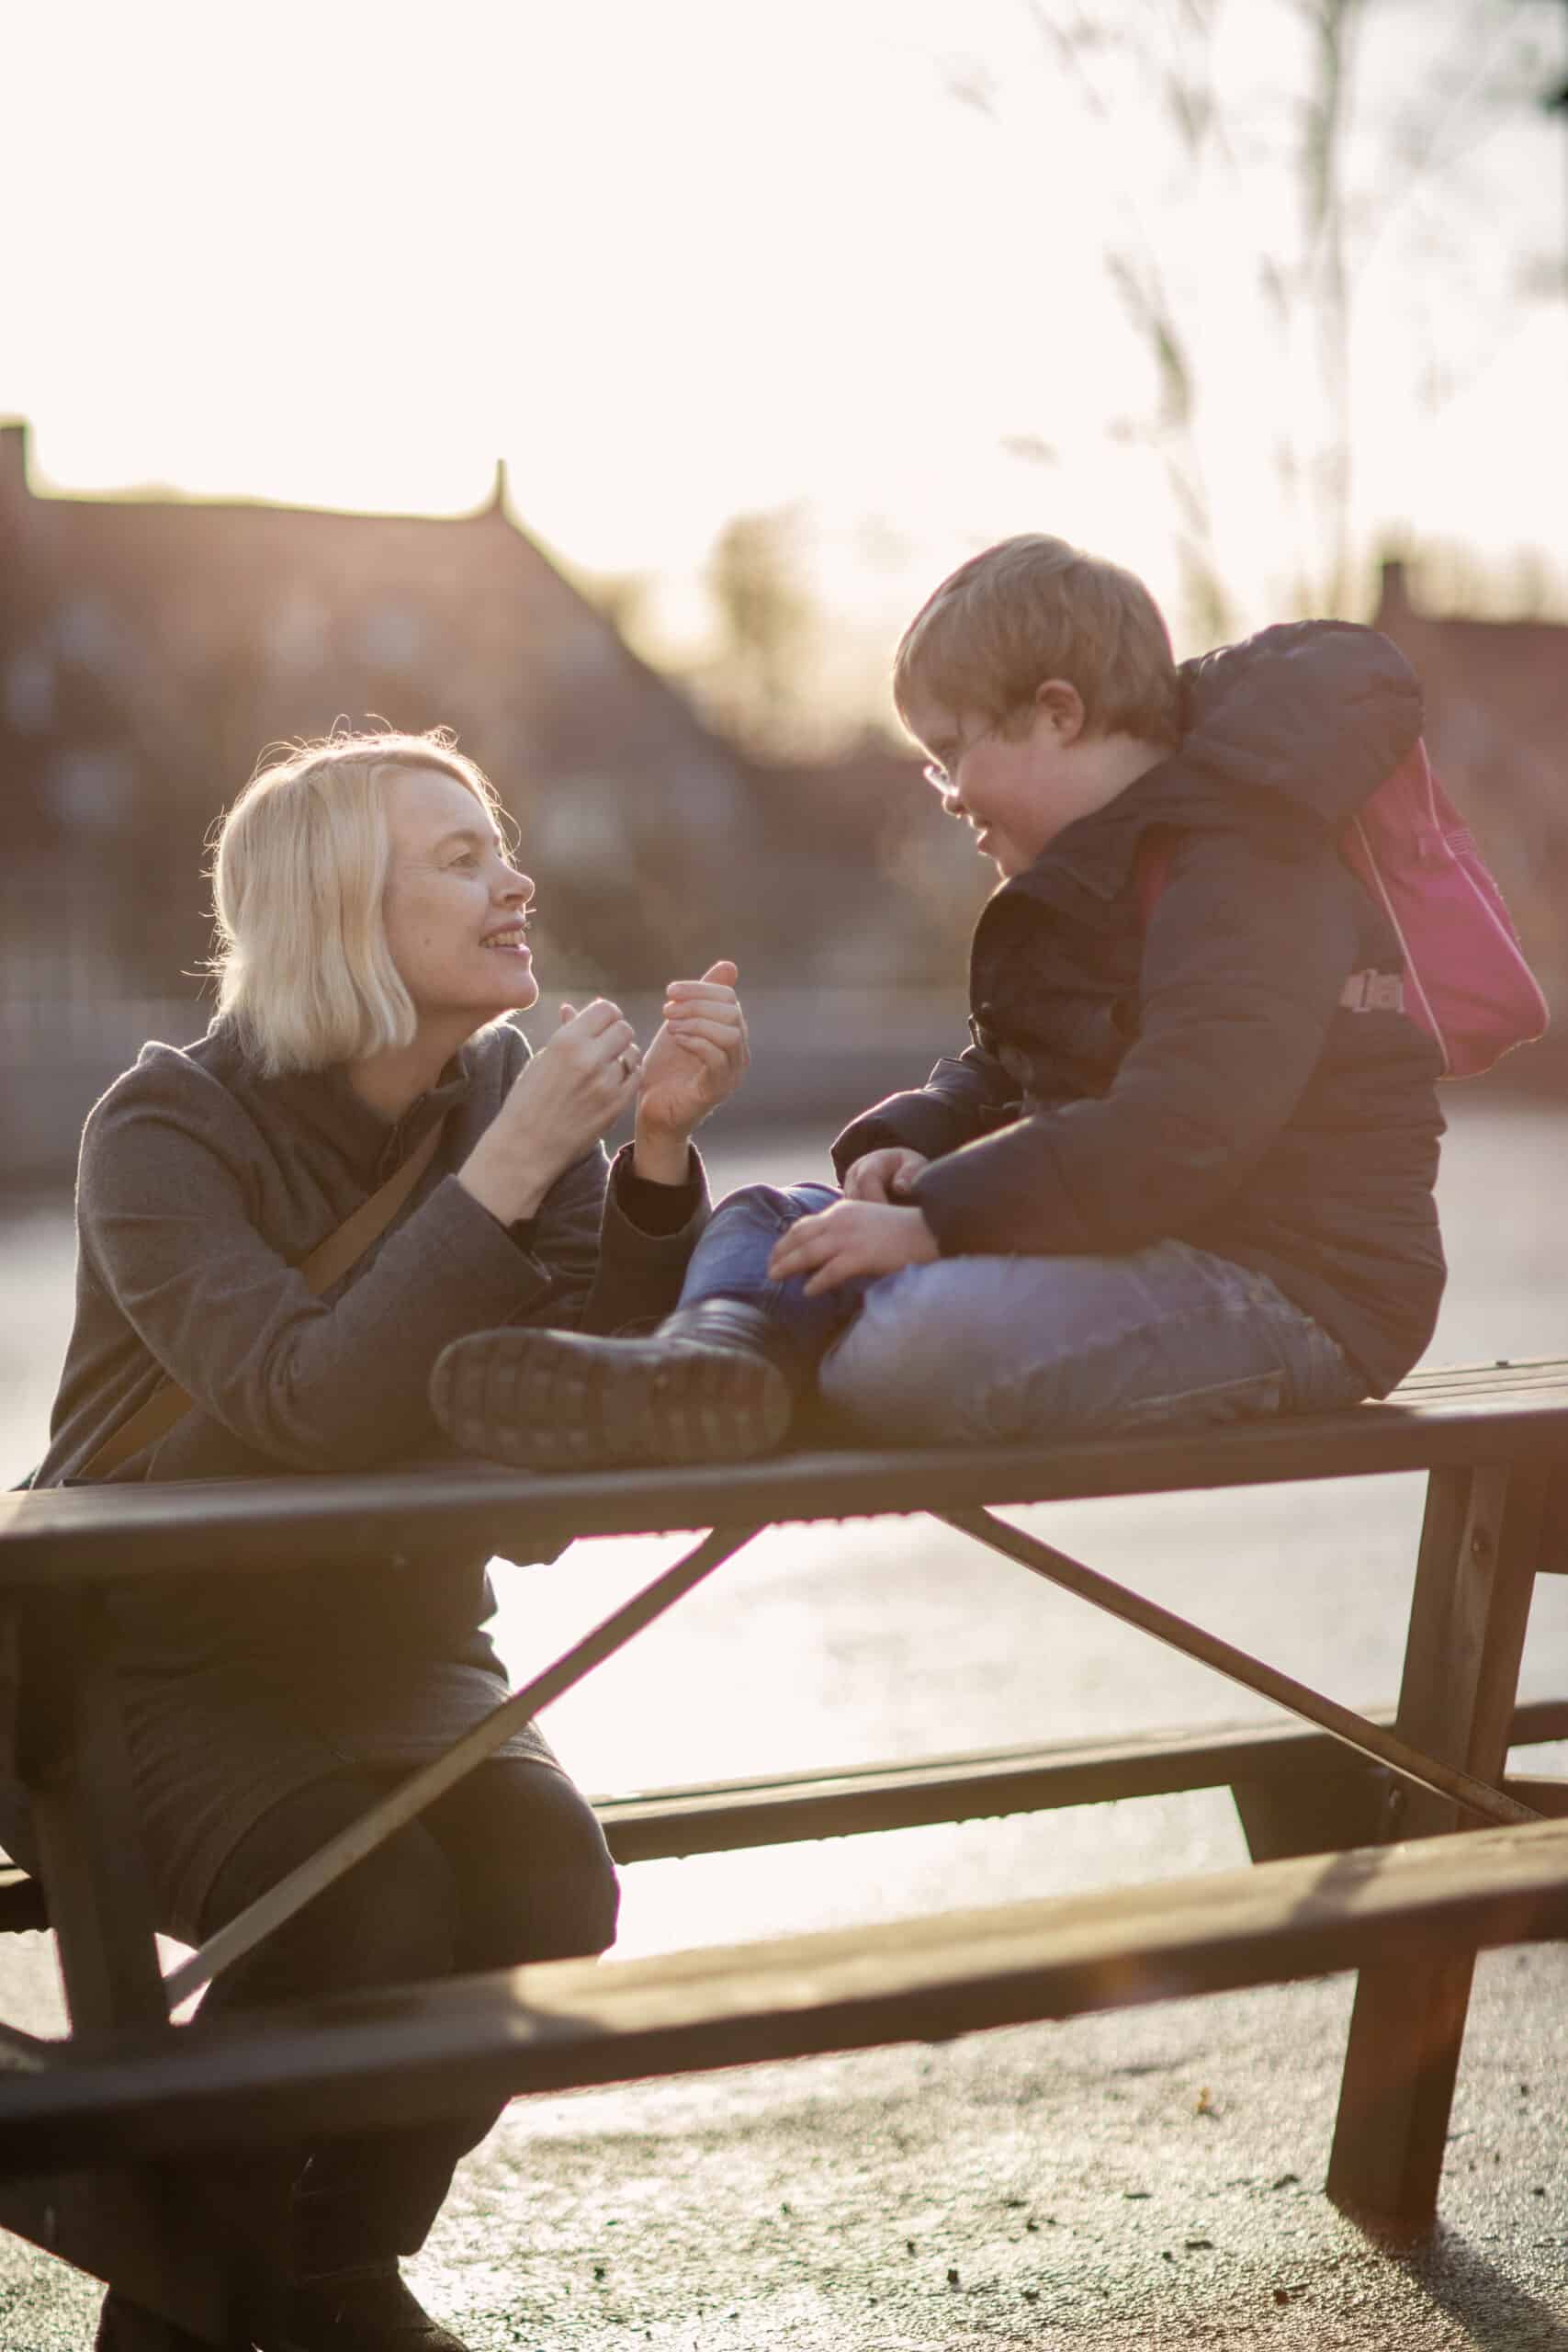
4,1358,1568,1584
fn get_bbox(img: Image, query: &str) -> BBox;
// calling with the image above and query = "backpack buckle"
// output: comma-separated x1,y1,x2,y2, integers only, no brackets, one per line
1340,970,1404,1014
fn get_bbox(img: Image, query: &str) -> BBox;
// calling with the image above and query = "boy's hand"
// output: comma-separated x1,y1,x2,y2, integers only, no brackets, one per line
634,962,749,1181
767,1200,939,1297
841,1147,930,1204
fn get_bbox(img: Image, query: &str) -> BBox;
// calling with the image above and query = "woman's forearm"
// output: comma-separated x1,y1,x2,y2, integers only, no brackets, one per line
456,1134,554,1227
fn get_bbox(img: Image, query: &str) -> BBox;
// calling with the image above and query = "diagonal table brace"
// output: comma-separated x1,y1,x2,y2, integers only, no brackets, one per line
164,1493,1537,2011
165,1521,763,2007
942,1508,1539,1831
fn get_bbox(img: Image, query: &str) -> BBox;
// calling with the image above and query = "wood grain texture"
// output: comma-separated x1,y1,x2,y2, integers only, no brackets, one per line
1328,1458,1551,2226
6,1358,1568,1583
5,1815,1568,2172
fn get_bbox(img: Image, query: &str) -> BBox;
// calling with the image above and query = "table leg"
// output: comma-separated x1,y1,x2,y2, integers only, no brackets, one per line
14,1587,168,2036
0,2170,245,2345
1326,1461,1546,2230
6,1587,289,2342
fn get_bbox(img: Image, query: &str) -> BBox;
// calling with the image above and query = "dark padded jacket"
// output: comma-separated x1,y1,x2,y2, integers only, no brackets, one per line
832,622,1446,1396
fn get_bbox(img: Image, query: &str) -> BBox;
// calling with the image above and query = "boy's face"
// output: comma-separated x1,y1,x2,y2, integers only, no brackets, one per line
903,684,1109,880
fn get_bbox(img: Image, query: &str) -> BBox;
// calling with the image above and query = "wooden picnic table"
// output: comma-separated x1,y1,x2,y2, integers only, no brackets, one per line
3,1353,1568,2346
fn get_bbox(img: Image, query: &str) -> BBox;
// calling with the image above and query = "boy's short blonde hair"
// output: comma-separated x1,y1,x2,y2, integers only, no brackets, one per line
209,725,507,1077
894,534,1183,749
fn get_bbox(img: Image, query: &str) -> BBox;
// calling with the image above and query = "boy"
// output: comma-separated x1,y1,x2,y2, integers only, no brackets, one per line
432,535,1445,1465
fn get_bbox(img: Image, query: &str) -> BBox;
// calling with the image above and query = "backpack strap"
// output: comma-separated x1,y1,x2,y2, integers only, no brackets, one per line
1133,829,1175,927
78,1112,449,1482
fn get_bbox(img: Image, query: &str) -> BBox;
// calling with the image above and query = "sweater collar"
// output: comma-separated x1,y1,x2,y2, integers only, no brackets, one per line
225,1034,476,1184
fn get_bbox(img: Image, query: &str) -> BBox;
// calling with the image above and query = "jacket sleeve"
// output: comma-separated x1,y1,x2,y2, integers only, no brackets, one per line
516,1141,710,1337
73,1080,570,1472
909,831,1360,1257
830,1043,1019,1180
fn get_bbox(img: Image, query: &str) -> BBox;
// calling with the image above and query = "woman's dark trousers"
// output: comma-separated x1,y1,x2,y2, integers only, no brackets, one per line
194,1758,619,2277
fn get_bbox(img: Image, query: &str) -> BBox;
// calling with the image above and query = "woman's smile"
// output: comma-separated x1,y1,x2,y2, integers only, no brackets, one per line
480,920,532,961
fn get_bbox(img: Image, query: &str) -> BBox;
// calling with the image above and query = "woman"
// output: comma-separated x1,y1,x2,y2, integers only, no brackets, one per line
24,726,748,2352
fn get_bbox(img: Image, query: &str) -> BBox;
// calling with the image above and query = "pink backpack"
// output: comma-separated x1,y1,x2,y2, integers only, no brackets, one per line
1137,739,1549,1078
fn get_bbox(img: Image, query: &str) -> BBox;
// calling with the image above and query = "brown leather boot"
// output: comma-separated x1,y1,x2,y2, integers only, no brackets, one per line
263,2261,471,2351
94,2293,224,2351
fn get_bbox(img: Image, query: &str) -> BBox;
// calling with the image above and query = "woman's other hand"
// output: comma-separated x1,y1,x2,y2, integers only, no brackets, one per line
767,1199,939,1297
458,999,640,1224
841,1147,930,1204
634,961,749,1182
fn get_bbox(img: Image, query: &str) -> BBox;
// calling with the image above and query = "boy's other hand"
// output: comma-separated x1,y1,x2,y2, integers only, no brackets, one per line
768,1200,939,1297
841,1147,930,1204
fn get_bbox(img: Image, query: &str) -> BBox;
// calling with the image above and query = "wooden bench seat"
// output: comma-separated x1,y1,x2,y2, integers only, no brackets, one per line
6,1701,1567,1923
4,1813,1568,2179
595,1697,1568,1860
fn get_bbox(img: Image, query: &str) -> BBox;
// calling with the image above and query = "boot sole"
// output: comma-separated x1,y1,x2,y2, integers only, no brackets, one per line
431,1329,793,1470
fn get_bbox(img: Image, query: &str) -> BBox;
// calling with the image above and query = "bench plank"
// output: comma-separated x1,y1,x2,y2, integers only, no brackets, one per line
5,1360,1568,1582
19,1735,1332,1932
11,1702,1568,1921
595,1698,1568,1861
5,1815,1568,2173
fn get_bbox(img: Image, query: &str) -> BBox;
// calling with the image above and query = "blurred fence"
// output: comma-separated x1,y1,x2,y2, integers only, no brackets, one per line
0,987,972,1188
0,990,205,1188
8,976,1566,1193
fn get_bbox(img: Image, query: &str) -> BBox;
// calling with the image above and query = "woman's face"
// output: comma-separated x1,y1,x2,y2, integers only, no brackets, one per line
379,764,540,1034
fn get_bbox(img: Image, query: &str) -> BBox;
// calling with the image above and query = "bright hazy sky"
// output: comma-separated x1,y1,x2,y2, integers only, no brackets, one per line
5,0,1565,707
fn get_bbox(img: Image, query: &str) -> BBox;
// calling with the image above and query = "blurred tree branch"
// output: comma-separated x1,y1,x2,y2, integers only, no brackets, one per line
956,0,1562,633
699,506,819,753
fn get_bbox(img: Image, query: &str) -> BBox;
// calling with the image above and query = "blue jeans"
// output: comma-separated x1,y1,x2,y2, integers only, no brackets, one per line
678,1183,1366,1443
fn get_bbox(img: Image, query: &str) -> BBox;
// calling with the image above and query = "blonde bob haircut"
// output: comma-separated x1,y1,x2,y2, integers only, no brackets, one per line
894,534,1183,751
209,725,508,1078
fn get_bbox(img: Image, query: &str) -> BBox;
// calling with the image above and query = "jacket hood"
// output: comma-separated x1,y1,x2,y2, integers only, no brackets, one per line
1001,619,1423,910
1163,618,1422,831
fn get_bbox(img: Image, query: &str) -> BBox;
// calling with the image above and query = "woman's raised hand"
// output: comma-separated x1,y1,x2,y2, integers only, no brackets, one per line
634,961,749,1182
458,999,640,1225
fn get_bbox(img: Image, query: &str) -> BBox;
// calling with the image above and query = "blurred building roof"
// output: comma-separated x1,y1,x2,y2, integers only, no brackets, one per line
1371,558,1568,820
1371,557,1568,983
0,416,746,837
0,417,756,986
